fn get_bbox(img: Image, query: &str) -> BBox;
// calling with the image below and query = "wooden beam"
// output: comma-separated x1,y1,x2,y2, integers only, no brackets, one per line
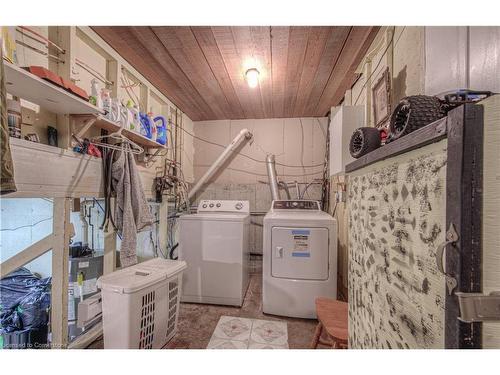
67,323,103,349
445,104,484,348
103,198,117,274
0,234,55,277
345,117,447,173
51,197,71,349
158,200,168,260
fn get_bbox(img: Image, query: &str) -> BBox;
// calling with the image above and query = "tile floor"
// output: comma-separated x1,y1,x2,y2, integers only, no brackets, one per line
88,257,318,349
207,316,289,349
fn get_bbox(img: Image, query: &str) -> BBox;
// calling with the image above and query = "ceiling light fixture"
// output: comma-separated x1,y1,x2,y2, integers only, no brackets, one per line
245,68,260,88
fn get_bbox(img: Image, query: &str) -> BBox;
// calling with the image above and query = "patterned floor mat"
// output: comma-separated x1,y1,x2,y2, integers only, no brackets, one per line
207,316,289,349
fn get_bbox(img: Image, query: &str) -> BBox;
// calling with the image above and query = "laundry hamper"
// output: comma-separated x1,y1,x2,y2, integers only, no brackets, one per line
97,258,187,349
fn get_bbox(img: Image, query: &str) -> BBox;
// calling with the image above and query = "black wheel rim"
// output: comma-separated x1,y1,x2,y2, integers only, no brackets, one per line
392,103,411,136
351,130,363,155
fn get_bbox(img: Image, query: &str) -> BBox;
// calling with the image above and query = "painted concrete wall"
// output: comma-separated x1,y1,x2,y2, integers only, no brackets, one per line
192,117,328,254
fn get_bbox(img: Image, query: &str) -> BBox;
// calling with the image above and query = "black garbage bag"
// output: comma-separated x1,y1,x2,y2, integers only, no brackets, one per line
0,268,41,313
16,282,51,329
0,267,51,333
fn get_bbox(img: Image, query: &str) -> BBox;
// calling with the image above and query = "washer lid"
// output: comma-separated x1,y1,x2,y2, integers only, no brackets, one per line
179,213,249,222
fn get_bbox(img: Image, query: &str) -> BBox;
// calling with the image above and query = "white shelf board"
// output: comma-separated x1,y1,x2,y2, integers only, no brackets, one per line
3,61,104,115
72,114,167,149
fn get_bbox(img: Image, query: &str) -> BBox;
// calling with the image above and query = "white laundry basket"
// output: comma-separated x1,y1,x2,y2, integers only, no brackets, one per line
97,258,187,349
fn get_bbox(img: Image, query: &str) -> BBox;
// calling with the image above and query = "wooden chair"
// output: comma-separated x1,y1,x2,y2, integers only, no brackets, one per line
310,297,348,349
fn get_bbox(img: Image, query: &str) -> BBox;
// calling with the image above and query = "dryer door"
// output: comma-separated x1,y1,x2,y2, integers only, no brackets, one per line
271,227,329,280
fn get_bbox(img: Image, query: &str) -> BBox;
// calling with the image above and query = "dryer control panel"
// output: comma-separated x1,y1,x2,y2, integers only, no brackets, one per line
197,200,250,213
272,200,320,211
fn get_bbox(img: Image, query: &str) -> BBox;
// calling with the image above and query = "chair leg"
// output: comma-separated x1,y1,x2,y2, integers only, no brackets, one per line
310,322,323,349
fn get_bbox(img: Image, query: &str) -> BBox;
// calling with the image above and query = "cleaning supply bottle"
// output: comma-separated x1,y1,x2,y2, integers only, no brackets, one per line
148,111,157,141
101,88,111,115
89,79,102,109
139,112,152,139
125,100,137,132
154,115,167,145
130,104,140,133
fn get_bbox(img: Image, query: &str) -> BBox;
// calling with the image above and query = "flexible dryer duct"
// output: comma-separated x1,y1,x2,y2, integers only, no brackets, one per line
266,154,280,201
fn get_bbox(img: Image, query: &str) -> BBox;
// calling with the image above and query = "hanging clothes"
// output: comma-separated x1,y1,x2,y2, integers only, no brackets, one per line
111,148,153,267
0,43,17,195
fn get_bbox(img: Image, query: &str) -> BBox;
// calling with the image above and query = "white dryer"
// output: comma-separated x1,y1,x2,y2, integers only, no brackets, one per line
263,200,337,319
179,200,250,306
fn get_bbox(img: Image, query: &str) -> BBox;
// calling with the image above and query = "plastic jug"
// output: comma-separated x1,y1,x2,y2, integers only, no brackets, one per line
154,116,167,145
139,112,153,139
149,113,157,141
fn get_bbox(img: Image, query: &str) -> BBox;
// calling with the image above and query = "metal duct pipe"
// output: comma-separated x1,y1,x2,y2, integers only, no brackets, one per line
266,154,281,201
188,128,253,201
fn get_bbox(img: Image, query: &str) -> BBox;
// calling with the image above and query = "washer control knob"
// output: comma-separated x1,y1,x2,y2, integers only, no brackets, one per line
209,203,214,208
216,203,221,208
202,204,207,208
235,202,243,210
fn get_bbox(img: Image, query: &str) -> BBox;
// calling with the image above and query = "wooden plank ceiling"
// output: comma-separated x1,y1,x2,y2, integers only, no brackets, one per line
92,26,380,121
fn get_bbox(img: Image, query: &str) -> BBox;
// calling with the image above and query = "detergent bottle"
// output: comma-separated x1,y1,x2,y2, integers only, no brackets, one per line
139,112,152,139
149,111,157,141
154,115,167,145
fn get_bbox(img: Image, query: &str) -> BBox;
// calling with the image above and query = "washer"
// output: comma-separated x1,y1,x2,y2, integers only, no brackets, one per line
263,200,337,319
179,200,250,306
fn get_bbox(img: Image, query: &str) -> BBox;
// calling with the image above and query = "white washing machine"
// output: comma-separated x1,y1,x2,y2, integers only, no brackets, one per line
179,200,250,306
263,200,337,319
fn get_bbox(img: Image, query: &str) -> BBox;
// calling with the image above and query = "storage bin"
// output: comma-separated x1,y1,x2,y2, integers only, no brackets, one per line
97,258,187,349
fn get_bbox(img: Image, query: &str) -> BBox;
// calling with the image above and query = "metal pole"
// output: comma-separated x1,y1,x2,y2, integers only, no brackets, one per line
266,154,281,201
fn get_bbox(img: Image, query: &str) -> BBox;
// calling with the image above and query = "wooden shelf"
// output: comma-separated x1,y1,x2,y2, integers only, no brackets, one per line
3,61,104,115
72,114,167,149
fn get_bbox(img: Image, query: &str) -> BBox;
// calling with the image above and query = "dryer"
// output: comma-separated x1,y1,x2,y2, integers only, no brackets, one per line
179,200,250,306
263,200,337,319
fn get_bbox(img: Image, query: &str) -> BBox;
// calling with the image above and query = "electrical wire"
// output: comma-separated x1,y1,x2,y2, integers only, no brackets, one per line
194,165,324,178
171,120,326,168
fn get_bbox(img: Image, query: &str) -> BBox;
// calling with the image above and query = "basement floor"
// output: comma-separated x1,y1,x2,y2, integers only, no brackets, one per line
88,258,318,349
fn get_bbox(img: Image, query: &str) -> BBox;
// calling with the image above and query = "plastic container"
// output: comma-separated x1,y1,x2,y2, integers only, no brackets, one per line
139,112,152,139
97,258,187,349
154,116,167,145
